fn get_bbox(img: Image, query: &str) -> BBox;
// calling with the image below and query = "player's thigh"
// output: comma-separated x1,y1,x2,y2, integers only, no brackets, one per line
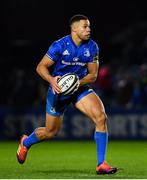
75,92,105,120
45,113,63,132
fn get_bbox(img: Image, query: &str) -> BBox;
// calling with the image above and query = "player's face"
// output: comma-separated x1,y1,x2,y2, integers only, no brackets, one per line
75,20,91,41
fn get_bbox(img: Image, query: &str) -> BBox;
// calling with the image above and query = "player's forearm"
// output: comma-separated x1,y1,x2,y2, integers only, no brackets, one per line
36,64,53,83
79,73,97,86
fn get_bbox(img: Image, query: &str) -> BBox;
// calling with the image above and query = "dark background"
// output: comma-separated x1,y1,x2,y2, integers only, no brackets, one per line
0,0,147,108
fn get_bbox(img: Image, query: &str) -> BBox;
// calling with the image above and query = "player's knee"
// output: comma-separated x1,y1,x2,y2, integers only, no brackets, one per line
94,111,107,126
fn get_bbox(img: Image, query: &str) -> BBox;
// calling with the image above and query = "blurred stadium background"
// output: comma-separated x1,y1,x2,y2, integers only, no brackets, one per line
0,0,147,178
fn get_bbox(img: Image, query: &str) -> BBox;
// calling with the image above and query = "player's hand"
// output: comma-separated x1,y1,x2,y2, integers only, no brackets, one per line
49,76,61,94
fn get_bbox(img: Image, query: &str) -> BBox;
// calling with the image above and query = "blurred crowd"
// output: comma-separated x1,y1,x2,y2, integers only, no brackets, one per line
0,21,147,110
95,20,147,109
94,63,147,109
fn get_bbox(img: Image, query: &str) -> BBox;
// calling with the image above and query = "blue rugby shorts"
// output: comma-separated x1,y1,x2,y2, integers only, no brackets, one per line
46,85,94,116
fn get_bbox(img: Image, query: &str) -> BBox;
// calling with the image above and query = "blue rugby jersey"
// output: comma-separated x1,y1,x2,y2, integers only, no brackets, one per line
46,35,99,79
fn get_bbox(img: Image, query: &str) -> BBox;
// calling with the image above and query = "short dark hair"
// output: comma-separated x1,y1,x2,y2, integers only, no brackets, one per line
69,14,88,26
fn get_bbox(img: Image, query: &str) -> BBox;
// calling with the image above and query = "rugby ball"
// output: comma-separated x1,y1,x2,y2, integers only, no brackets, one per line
57,73,79,95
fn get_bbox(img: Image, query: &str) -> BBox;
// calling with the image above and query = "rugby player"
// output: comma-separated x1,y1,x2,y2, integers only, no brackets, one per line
17,14,117,175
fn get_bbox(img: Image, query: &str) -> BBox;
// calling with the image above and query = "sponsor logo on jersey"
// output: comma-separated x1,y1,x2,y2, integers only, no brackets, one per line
84,48,90,57
61,60,85,66
62,50,70,56
73,57,79,62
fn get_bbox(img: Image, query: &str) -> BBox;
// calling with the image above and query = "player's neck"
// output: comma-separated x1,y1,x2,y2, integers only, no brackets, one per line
71,34,83,47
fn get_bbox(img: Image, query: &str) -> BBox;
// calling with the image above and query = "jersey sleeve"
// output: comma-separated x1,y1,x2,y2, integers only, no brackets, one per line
46,41,61,62
89,42,99,63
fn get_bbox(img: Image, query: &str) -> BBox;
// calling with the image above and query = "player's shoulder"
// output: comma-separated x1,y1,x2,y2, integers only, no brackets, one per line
88,38,99,46
54,35,70,46
88,39,99,51
50,35,70,51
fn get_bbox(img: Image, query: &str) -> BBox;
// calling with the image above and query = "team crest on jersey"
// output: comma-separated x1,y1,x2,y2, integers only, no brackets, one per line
62,50,70,56
84,48,90,57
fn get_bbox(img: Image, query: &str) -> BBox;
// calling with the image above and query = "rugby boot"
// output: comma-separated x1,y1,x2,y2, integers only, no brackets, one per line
16,135,28,164
96,161,117,174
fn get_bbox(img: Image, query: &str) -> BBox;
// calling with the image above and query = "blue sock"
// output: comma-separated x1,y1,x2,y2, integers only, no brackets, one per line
23,131,40,148
94,131,108,166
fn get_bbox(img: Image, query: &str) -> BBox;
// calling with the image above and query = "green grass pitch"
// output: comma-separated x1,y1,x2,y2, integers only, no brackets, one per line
0,140,147,179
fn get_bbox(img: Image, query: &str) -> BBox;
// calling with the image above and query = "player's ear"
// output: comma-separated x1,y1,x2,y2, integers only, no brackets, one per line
71,22,78,32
